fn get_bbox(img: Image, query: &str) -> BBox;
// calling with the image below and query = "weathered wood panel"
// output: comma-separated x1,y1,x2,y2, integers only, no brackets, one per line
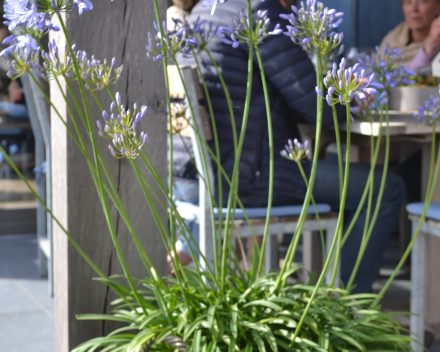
52,1,168,350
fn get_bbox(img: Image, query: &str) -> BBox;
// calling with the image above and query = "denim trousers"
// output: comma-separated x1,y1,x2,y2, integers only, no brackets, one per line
174,160,406,293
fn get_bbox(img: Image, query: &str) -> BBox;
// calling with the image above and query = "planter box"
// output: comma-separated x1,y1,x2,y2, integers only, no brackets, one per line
389,86,439,112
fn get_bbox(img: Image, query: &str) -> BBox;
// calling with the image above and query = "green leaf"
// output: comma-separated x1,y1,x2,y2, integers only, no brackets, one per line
193,330,202,352
268,297,300,307
243,300,282,311
241,321,269,332
251,330,266,352
263,327,278,352
208,305,216,329
184,316,206,341
330,330,366,351
231,304,238,339
258,316,297,328
75,314,134,324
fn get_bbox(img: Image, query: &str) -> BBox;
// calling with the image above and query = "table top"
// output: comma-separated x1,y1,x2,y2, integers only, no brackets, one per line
340,110,440,137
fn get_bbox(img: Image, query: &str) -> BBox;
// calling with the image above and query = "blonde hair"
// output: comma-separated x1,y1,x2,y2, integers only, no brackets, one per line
172,0,199,12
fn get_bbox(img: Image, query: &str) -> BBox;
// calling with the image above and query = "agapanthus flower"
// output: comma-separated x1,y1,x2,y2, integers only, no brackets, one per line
72,0,93,15
4,1,42,30
412,91,440,127
3,0,61,33
219,9,282,48
1,34,39,57
350,91,388,119
280,138,309,162
280,0,344,58
316,58,384,106
146,21,191,62
201,0,227,15
2,49,42,79
172,17,218,52
77,52,123,89
98,93,148,159
357,46,416,89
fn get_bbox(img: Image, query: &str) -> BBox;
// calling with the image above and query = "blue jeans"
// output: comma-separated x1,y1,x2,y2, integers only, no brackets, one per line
174,161,406,293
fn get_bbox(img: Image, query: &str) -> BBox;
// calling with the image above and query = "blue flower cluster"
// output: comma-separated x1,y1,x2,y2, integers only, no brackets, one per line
280,0,344,57
280,138,309,162
98,92,149,159
3,0,92,32
412,91,440,127
219,9,282,48
316,58,384,106
201,0,228,15
146,20,195,62
357,46,416,89
350,91,388,119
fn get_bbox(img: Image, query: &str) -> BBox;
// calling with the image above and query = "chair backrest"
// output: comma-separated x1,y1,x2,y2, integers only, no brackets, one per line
167,65,215,271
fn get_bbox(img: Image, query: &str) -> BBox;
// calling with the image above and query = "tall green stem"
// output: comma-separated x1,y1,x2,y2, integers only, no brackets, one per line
347,108,391,291
276,52,324,289
254,45,275,277
219,43,254,287
192,50,222,275
290,103,352,344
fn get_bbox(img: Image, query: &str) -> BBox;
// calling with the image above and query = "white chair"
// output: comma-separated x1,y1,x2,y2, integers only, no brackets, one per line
406,202,440,352
171,65,340,282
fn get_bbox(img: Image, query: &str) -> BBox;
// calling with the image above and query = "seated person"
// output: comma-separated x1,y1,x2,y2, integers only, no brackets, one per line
170,0,406,294
380,0,440,70
167,0,199,30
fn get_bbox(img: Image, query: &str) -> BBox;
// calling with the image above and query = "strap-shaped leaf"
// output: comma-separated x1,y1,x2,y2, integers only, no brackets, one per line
251,330,266,352
193,330,202,352
330,330,366,351
263,327,278,352
243,300,282,311
231,304,238,339
184,316,207,341
241,321,269,332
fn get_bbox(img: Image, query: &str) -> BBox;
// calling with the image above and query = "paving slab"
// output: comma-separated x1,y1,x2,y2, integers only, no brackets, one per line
0,234,54,352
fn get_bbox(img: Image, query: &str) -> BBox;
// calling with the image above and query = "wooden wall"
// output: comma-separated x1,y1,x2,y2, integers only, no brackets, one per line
51,1,168,350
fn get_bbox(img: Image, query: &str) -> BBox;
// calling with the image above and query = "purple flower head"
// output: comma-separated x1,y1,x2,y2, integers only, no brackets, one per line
321,57,380,106
201,0,227,15
98,95,149,159
412,90,440,127
280,138,310,162
280,1,344,58
146,20,191,62
221,8,281,49
73,0,93,15
357,46,416,90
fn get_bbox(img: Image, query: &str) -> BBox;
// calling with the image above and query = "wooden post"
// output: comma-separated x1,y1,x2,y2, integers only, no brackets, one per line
51,1,168,350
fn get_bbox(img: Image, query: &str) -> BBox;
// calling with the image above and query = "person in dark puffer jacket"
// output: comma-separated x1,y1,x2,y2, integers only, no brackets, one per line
170,0,406,293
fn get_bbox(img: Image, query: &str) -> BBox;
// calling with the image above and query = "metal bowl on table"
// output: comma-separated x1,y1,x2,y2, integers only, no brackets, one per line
388,86,440,112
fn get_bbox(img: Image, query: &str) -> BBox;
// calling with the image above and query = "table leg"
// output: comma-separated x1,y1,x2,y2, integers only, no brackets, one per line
421,141,440,338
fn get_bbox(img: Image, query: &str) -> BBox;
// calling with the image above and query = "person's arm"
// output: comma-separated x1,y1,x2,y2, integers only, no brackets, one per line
409,47,431,70
422,16,440,59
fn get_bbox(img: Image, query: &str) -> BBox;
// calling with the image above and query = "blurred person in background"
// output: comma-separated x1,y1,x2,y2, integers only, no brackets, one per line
380,0,440,70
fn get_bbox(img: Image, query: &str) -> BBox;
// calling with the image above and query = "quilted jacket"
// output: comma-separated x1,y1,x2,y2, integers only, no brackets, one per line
173,0,340,203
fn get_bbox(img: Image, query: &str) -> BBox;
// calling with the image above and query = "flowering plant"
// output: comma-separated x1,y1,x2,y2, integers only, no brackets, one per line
1,0,438,351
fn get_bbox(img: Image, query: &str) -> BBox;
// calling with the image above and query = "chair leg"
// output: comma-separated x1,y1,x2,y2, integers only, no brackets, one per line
303,230,323,278
324,221,340,287
410,221,427,352
264,234,278,274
